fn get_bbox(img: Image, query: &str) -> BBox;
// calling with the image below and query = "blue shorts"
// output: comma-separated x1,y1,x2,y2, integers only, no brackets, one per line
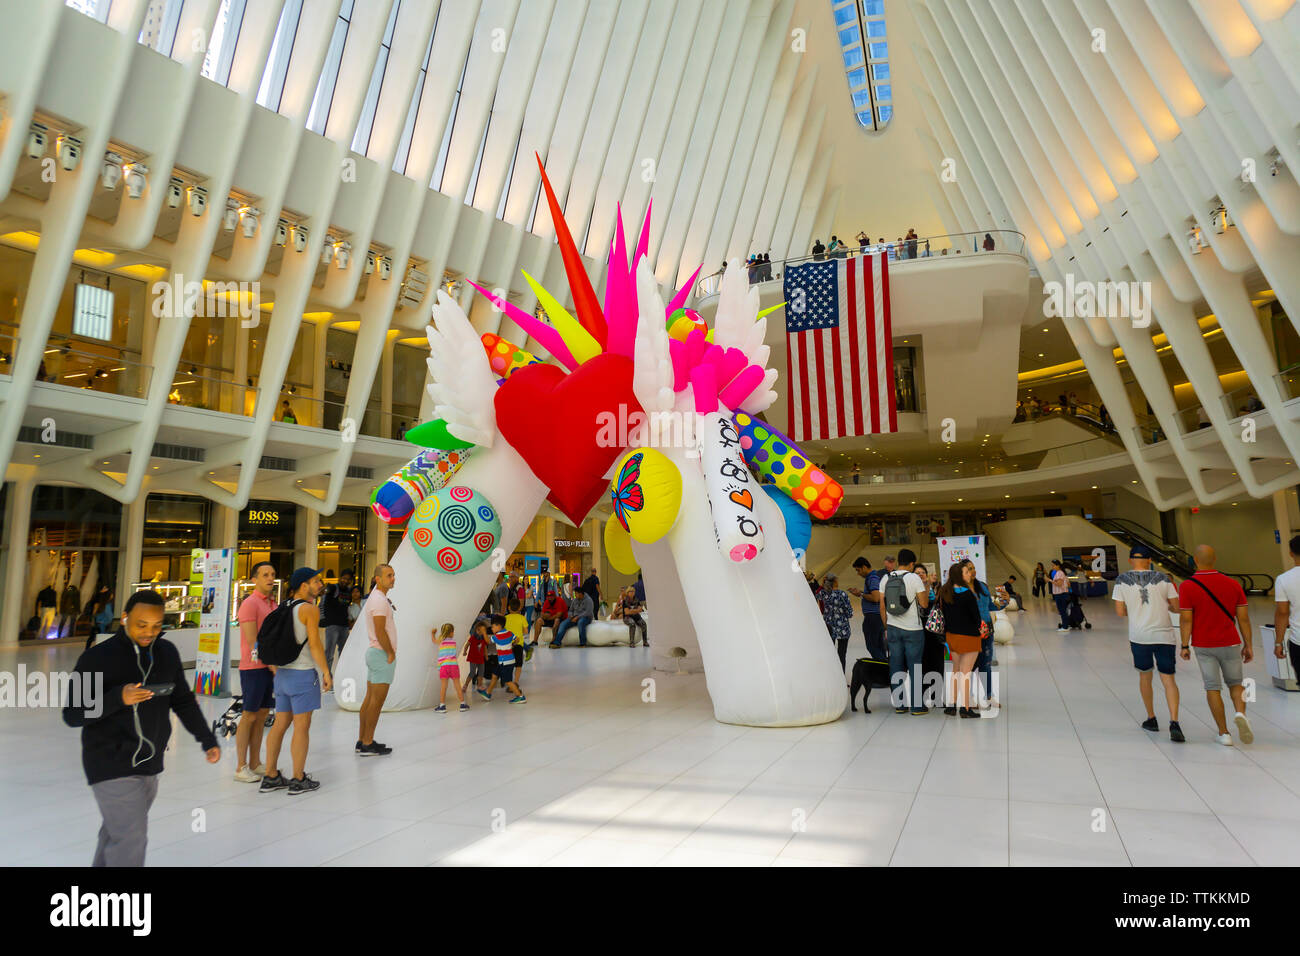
1130,642,1176,675
239,667,274,712
365,646,396,685
273,667,321,714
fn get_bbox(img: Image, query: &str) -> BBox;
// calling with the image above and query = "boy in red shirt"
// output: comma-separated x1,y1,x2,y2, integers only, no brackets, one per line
1178,545,1254,746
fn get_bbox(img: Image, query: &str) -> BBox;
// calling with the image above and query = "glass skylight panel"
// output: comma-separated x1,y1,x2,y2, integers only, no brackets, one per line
834,0,892,131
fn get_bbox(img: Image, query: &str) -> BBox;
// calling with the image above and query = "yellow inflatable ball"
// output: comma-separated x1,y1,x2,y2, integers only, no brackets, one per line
604,517,640,574
609,447,682,544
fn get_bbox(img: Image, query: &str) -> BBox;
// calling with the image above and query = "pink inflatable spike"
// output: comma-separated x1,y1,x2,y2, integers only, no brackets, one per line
466,279,578,371
718,364,765,411
635,201,652,265
667,264,702,316
691,363,719,414
604,205,638,359
668,336,689,392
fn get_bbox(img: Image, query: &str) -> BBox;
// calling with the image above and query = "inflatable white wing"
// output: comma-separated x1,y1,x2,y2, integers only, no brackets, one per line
425,289,498,448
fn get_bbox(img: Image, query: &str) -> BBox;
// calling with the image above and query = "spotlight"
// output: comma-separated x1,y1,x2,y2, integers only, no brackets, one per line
187,184,207,217
275,219,289,246
1210,204,1228,234
364,253,375,276
101,152,123,191
123,162,148,199
377,256,392,280
321,237,335,264
26,124,47,160
55,134,81,171
333,240,351,269
239,205,259,239
222,203,238,232
1187,225,1203,255
166,179,183,208
291,224,307,253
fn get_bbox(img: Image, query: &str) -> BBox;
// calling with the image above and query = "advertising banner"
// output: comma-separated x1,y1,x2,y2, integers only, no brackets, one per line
936,535,986,584
191,548,234,698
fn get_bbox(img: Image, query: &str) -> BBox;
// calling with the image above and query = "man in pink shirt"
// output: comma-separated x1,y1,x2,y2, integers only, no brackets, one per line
357,564,396,757
234,561,277,782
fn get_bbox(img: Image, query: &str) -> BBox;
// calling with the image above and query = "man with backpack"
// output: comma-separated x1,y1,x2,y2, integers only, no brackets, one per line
233,561,277,783
1178,545,1254,747
258,568,332,794
63,589,221,865
881,549,930,715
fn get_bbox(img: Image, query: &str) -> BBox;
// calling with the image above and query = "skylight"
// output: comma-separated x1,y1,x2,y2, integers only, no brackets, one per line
832,0,892,131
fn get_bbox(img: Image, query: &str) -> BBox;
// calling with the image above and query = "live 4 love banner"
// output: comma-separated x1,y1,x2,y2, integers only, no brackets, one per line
937,536,986,585
191,548,234,698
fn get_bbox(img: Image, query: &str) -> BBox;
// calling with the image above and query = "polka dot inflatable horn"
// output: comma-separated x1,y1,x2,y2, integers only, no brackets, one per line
732,411,843,520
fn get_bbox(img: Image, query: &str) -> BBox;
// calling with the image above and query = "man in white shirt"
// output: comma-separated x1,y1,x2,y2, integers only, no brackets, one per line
357,564,396,757
880,548,931,715
1272,534,1300,686
1113,545,1183,742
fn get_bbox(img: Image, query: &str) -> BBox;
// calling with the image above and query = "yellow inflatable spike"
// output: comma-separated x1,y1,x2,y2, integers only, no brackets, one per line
756,301,787,319
520,269,603,365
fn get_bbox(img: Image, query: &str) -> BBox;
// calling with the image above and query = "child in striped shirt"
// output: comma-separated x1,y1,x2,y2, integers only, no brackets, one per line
433,622,467,714
479,615,526,703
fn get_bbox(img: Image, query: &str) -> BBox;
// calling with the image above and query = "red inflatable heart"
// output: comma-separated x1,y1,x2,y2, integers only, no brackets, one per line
494,353,642,525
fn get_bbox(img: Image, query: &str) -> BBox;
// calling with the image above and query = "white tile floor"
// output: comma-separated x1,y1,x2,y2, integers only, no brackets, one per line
3,594,1300,866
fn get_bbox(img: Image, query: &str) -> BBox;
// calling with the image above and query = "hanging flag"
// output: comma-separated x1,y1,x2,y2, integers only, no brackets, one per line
782,252,895,440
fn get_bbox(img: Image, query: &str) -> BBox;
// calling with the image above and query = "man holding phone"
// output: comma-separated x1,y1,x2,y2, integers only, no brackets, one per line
63,589,221,866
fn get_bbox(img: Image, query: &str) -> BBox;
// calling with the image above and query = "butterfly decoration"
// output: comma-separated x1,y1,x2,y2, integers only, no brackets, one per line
611,452,646,532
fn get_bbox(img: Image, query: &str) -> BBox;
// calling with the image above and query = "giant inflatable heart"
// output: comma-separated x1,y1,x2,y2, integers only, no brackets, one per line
494,353,642,525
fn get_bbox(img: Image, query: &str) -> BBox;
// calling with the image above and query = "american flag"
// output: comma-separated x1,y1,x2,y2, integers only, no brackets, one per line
782,252,895,441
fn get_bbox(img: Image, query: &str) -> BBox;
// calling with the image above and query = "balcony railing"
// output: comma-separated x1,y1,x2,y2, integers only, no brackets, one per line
831,433,1121,486
696,230,1028,298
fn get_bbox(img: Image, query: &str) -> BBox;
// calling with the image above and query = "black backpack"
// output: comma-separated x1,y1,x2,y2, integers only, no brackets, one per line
256,599,306,666
884,571,912,616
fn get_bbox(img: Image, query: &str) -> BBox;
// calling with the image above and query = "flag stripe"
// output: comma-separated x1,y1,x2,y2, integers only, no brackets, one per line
880,252,896,431
813,327,828,440
845,259,865,435
863,254,880,434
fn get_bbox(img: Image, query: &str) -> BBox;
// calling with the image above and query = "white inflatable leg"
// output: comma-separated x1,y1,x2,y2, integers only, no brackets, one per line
633,537,704,674
663,447,847,726
334,442,549,711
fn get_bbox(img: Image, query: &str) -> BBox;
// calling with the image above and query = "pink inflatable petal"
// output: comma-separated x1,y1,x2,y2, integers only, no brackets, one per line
684,327,709,369
667,263,702,316
690,363,719,414
718,347,748,388
466,279,578,370
668,337,689,392
718,363,765,410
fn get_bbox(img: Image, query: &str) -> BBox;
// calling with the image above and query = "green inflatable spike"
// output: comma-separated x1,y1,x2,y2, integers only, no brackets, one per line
404,418,475,450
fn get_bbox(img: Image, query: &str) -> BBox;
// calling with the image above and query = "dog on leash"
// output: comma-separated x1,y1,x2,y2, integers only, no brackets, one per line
849,658,891,713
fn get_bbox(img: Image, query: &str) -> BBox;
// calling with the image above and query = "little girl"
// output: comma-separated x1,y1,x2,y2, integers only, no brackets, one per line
433,623,467,713
462,621,488,696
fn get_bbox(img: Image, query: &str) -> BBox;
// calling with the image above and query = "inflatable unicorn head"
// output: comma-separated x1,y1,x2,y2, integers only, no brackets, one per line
337,159,848,727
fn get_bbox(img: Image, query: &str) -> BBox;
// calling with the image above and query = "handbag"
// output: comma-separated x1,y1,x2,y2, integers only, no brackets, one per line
925,603,945,634
979,620,991,640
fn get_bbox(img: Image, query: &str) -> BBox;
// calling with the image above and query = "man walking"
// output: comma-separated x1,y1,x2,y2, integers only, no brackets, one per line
357,563,396,756
881,549,930,715
850,556,888,660
550,587,594,648
233,561,276,782
1050,559,1071,631
1112,545,1183,742
581,567,603,617
259,568,332,794
1274,534,1300,692
63,590,220,865
1178,545,1254,746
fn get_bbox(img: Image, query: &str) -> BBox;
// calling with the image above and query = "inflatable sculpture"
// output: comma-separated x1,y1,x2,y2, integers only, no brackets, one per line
336,159,848,727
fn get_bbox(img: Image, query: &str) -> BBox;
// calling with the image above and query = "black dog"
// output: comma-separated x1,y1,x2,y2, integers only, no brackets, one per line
849,658,891,713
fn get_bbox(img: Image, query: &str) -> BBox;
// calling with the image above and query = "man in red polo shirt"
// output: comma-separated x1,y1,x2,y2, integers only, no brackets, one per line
234,561,278,781
1178,545,1254,746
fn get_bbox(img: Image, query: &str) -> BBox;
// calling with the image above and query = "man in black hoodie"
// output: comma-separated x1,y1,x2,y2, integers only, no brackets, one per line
62,589,220,866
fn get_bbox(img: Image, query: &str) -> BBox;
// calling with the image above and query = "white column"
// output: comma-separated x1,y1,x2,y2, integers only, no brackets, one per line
296,505,320,569
1273,489,1292,571
119,484,148,611
0,472,35,643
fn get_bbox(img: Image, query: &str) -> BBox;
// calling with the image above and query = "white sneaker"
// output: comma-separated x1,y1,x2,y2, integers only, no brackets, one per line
1057,627,1069,632
1217,733,1234,747
988,698,1000,709
234,766,261,783
978,698,990,710
1234,712,1254,744
250,763,266,776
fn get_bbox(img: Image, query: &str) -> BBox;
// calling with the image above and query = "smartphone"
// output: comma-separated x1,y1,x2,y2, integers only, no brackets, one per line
140,682,175,696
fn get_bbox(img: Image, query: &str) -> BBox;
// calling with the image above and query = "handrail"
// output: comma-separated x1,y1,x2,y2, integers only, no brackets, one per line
696,229,1028,298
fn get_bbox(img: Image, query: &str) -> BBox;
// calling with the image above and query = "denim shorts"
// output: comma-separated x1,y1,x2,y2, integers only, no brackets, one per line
1130,642,1176,675
239,666,275,712
365,646,396,684
1194,644,1243,690
273,667,321,714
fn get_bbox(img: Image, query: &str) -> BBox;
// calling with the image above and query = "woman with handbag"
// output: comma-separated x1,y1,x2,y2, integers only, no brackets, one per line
938,562,983,718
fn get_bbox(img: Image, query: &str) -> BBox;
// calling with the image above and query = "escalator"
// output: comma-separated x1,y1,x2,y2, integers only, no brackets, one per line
1093,517,1274,595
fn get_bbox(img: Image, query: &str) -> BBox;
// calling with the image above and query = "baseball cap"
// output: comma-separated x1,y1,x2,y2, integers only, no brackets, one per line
288,567,324,591
1128,545,1152,559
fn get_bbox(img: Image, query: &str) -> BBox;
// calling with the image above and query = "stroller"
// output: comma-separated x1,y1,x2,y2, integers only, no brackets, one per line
211,695,277,739
1065,592,1092,630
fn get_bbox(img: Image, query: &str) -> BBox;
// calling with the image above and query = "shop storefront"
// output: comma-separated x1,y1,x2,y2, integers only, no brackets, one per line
140,493,211,583
25,484,122,641
318,505,367,581
237,499,297,580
